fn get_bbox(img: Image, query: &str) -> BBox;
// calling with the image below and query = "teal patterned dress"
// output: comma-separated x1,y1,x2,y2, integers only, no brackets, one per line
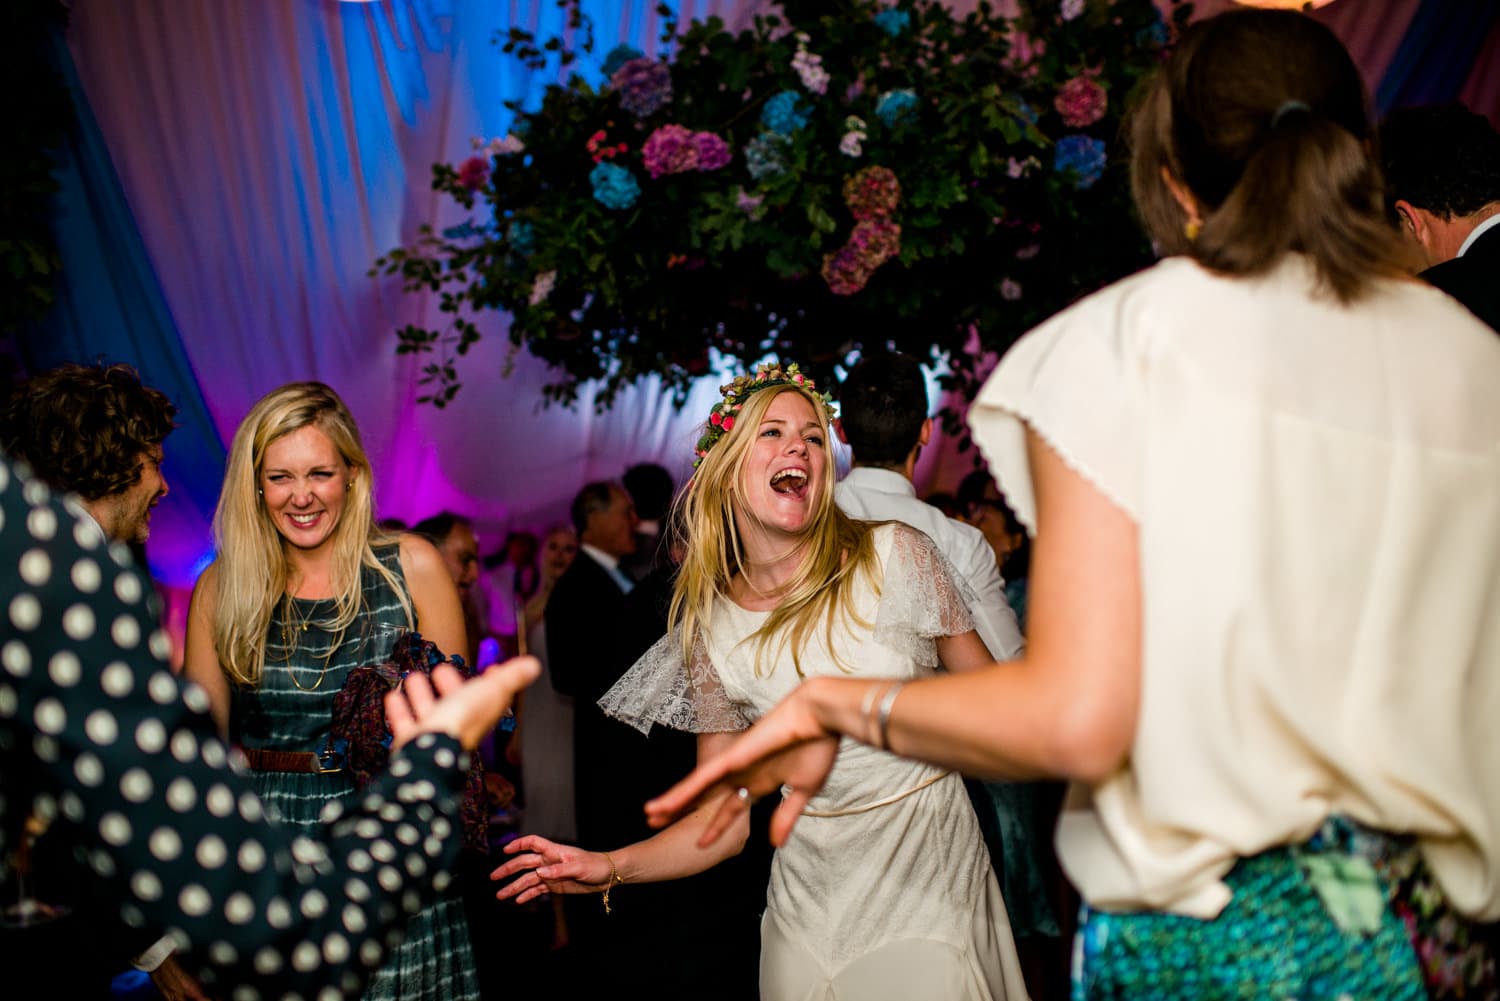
231,544,480,1000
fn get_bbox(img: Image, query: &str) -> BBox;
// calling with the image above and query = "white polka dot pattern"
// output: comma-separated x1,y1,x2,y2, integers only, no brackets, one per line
0,459,471,998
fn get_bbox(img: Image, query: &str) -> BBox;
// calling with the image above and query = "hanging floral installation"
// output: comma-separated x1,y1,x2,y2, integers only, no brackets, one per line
373,0,1188,410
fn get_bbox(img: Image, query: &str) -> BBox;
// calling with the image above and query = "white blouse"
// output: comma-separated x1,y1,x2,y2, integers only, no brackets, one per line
970,254,1500,921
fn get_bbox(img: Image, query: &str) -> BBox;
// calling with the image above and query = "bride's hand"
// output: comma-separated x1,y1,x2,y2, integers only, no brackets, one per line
646,680,840,848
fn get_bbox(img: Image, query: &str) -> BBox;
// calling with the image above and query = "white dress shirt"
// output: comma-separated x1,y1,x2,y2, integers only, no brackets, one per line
835,465,1025,660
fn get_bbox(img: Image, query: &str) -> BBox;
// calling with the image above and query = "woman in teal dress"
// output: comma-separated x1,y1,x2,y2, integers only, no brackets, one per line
184,381,480,1000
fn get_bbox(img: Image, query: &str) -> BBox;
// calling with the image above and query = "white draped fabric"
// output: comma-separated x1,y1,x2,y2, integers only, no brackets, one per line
65,0,762,580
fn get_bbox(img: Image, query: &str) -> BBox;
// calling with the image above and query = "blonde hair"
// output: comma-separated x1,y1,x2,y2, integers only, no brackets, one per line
211,382,410,687
670,383,879,678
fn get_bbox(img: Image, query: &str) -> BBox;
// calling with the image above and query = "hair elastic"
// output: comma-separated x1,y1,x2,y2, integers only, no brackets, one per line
1271,100,1311,128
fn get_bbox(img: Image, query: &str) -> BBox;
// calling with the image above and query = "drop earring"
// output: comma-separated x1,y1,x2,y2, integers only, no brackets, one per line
1184,218,1202,241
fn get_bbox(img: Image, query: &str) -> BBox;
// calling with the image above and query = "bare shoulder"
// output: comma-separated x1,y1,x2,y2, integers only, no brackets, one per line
396,532,446,580
189,560,221,612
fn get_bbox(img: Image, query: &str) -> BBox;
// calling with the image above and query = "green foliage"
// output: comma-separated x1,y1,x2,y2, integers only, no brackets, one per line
374,0,1190,412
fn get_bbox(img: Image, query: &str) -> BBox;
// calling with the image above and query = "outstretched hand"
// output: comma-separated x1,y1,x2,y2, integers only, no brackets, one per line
645,683,840,848
490,835,615,906
386,657,539,752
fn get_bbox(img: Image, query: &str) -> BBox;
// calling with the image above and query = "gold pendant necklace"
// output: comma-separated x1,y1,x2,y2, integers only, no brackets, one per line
281,594,332,692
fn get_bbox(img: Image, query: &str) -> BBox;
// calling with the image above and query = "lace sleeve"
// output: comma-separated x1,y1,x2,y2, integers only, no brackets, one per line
872,524,980,668
597,629,753,735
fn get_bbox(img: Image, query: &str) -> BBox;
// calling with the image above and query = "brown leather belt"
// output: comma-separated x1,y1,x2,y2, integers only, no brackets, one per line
241,747,343,774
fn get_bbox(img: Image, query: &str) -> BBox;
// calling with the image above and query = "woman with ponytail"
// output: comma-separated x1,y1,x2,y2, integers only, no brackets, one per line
649,10,1500,999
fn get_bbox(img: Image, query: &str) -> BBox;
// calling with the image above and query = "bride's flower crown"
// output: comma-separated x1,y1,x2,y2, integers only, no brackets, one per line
693,361,837,468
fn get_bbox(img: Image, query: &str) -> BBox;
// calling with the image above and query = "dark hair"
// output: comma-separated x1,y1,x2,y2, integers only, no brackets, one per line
411,511,472,548
1380,103,1500,220
955,470,996,515
1129,9,1404,302
0,362,176,500
838,351,928,467
622,462,674,521
571,481,620,535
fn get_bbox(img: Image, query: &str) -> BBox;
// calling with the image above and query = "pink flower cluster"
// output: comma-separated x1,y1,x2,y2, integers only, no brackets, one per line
641,124,733,179
822,166,903,296
457,156,490,191
587,129,629,164
1054,75,1107,128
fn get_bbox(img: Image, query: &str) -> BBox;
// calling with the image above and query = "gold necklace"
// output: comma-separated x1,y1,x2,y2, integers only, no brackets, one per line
281,594,332,692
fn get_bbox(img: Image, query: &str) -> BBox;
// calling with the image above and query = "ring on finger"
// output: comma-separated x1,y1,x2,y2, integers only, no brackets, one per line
736,786,751,804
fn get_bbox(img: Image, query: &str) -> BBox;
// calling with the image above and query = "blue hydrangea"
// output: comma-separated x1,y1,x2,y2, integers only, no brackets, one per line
1053,134,1108,190
875,88,919,127
761,90,811,135
601,44,643,78
589,162,640,210
873,8,911,37
745,133,790,181
506,221,535,256
1136,18,1170,48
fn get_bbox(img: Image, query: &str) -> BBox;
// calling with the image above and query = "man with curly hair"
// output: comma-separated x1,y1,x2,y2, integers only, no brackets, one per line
0,361,176,543
1382,102,1500,331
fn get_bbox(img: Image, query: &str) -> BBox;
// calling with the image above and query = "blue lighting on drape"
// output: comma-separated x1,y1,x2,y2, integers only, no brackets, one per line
1375,0,1500,112
27,28,225,587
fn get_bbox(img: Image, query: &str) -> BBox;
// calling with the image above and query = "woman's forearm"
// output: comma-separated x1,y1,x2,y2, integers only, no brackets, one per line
805,659,1125,783
613,785,749,884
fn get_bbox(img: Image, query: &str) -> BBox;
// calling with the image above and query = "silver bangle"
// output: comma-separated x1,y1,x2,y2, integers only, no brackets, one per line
874,681,906,752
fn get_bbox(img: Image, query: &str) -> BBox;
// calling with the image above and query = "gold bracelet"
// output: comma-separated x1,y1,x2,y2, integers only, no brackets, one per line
601,851,623,914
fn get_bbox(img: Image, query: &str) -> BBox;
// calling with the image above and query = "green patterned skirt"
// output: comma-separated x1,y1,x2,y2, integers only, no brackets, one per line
1071,818,1498,1000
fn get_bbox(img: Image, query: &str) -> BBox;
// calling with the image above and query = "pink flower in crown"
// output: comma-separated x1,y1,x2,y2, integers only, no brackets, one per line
457,155,490,191
1055,76,1107,128
723,416,735,431
710,411,723,426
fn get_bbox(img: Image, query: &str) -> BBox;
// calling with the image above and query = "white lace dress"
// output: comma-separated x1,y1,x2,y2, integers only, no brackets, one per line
601,523,1029,1001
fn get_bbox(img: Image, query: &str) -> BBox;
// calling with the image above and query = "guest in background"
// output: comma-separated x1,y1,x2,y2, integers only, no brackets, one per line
514,523,581,846
1381,101,1500,331
508,523,579,953
619,461,674,582
411,510,507,998
0,361,185,997
0,451,538,998
652,12,1500,999
958,471,1032,631
412,511,485,667
182,382,484,1000
538,481,639,974
481,531,538,657
0,361,173,548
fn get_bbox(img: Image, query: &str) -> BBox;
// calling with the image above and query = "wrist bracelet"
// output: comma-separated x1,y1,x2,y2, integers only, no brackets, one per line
859,681,885,748
874,681,906,752
601,851,623,914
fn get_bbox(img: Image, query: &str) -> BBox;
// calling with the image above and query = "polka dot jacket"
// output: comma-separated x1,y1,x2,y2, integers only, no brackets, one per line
0,457,471,1001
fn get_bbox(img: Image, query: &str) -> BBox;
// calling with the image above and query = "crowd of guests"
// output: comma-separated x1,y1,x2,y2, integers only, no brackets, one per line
2,8,1499,1000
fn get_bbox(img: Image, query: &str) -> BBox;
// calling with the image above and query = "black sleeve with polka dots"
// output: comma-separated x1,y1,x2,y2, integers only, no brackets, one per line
0,459,471,1001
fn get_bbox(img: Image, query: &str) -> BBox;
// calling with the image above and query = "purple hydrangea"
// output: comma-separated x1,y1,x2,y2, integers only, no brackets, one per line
692,131,732,172
611,57,672,118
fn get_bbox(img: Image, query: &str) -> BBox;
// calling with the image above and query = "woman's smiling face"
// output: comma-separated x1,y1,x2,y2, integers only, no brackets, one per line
734,390,827,543
259,424,352,554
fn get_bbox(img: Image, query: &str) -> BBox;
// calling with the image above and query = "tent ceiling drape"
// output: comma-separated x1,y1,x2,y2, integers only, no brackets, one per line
39,0,1500,590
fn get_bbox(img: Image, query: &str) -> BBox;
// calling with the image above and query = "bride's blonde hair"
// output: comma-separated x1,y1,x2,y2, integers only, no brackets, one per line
671,382,879,677
211,382,410,687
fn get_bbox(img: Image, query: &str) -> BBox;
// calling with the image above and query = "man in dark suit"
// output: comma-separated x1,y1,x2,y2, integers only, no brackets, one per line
546,481,641,846
1382,102,1500,332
